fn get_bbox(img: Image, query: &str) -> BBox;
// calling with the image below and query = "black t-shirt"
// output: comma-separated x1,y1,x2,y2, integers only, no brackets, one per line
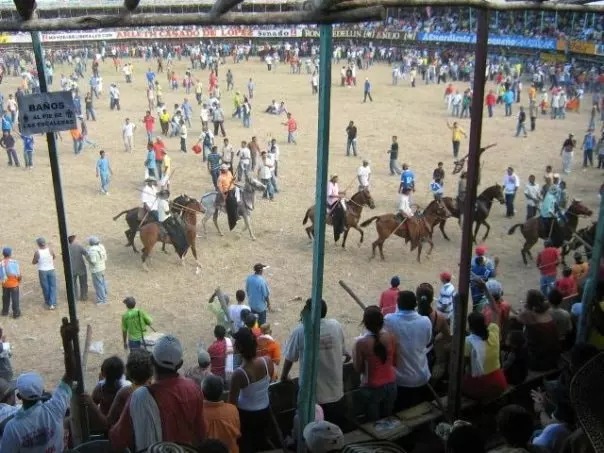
390,142,399,160
519,111,526,123
347,126,357,140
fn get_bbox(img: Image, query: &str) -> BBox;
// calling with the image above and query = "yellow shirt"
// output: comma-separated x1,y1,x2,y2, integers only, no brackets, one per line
159,112,170,123
162,154,171,174
451,126,465,142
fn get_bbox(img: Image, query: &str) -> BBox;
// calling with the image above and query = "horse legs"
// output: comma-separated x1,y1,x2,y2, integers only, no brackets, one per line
349,224,364,247
369,240,378,260
161,241,168,254
305,225,314,242
243,214,256,241
481,220,491,242
341,228,349,249
125,230,139,253
213,210,224,236
439,220,450,241
141,248,150,271
201,212,211,236
521,238,537,265
378,241,385,261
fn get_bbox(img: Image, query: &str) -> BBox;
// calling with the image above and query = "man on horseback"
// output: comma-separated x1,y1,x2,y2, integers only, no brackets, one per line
457,171,467,225
157,190,189,257
327,174,347,241
141,177,159,222
216,163,239,229
539,181,559,238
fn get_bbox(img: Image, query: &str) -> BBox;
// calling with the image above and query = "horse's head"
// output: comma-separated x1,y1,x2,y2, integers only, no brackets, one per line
484,184,505,205
567,199,593,218
353,188,376,209
433,199,452,220
176,194,205,215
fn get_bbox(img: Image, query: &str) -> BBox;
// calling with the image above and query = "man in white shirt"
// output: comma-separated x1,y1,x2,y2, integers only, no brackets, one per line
267,138,280,192
503,166,520,218
237,141,251,180
384,290,432,411
141,177,159,222
221,138,234,173
122,118,136,153
109,83,120,111
357,160,371,191
281,299,352,430
523,174,541,220
258,151,275,201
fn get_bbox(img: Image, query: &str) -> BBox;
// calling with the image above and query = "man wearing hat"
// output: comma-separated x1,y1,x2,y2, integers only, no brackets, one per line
32,237,57,310
472,245,497,278
560,133,576,174
245,263,271,325
86,236,108,305
0,377,18,428
185,349,213,387
68,235,88,302
110,335,206,452
0,247,21,318
158,190,189,257
216,163,234,207
141,176,159,222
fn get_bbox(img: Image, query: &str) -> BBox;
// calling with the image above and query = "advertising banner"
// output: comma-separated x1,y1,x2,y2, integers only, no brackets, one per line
253,28,298,39
417,32,556,50
301,29,416,40
567,40,596,55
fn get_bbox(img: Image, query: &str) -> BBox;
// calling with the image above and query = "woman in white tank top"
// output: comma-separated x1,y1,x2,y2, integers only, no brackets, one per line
229,328,274,453
32,237,57,309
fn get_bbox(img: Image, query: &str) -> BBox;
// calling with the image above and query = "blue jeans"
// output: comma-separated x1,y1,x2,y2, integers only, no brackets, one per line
210,169,220,190
128,339,142,350
515,123,527,137
389,158,401,175
540,275,556,296
505,103,512,116
73,139,83,155
242,112,250,128
505,192,515,216
91,272,108,304
38,270,57,307
261,178,275,200
24,150,33,167
86,107,96,121
287,131,296,144
361,382,397,421
99,172,110,192
346,138,357,156
252,310,267,325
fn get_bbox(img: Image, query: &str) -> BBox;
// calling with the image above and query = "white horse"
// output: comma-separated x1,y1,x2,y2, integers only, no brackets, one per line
200,171,266,240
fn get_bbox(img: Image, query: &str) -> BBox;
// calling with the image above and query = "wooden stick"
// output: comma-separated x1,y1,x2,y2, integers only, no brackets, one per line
82,324,93,372
570,231,594,251
338,280,367,310
0,6,386,31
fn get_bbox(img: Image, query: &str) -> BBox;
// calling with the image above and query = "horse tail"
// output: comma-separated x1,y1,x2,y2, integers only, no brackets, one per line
507,223,523,235
113,210,130,221
360,216,379,228
302,209,310,225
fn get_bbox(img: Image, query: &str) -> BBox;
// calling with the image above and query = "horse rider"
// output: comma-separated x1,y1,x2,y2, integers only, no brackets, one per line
327,174,347,216
157,189,171,238
216,163,235,208
539,182,559,236
141,176,159,222
457,171,467,224
157,189,189,256
397,187,415,221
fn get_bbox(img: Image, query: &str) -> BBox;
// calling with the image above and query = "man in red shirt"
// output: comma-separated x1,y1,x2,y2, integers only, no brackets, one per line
536,240,560,296
379,276,400,316
485,90,497,118
555,267,577,298
282,112,297,144
152,137,166,179
110,335,206,451
142,110,155,143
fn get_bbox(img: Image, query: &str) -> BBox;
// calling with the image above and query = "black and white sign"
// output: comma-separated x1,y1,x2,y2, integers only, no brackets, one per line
17,91,77,135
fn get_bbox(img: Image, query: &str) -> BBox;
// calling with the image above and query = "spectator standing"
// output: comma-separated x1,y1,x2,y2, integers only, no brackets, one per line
142,111,155,143
282,112,298,144
523,174,541,220
202,375,241,453
529,99,538,131
228,290,251,334
446,121,466,159
145,143,157,179
229,328,273,453
281,299,350,429
212,103,226,137
571,251,589,286
256,323,281,374
387,135,401,175
502,167,520,218
0,247,21,318
547,289,573,345
185,350,213,388
437,271,455,321
357,160,371,191
345,121,358,156
96,150,113,195
536,240,560,296
353,306,397,421
179,120,188,153
0,131,19,167
122,118,136,153
21,133,34,169
384,291,432,411
208,325,234,382
379,276,400,316
110,335,206,451
363,78,373,102
582,129,596,168
245,264,271,325
32,237,57,310
121,296,153,350
67,235,88,302
515,107,528,137
560,133,576,174
86,236,108,305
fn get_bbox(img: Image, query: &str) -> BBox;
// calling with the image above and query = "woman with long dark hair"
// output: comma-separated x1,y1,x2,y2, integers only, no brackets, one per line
416,283,451,375
353,305,397,421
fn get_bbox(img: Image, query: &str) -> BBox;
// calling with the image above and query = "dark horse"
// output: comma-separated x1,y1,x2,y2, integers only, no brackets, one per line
360,199,451,262
507,199,593,265
113,205,152,253
437,184,505,243
561,222,596,265
302,188,376,248
139,194,204,271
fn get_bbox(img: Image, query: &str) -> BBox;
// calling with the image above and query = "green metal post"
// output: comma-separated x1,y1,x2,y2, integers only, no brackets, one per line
577,195,604,344
297,24,333,451
30,31,89,441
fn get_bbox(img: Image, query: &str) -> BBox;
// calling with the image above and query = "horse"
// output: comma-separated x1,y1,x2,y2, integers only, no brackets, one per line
507,199,593,265
138,194,204,271
437,184,505,243
561,222,596,265
302,188,376,248
200,171,266,240
113,206,155,253
360,199,451,262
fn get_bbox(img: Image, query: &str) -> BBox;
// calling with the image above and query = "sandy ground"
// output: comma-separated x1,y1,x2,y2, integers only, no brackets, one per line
1,57,600,389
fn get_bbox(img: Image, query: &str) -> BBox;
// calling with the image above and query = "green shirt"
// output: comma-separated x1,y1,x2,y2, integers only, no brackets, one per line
208,300,230,330
121,308,152,341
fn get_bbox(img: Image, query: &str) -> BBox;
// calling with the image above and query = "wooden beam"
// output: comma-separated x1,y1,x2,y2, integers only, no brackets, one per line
333,0,604,12
0,6,385,30
209,0,245,17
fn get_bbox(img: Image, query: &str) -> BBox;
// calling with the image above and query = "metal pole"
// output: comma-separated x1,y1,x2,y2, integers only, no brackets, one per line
30,31,89,441
541,11,544,31
577,195,604,344
495,11,499,29
555,11,558,28
446,7,489,422
297,23,332,451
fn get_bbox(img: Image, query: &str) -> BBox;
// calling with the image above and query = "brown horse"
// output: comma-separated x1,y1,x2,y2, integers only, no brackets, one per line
437,184,505,243
360,199,451,262
302,188,376,248
507,199,593,265
139,195,204,271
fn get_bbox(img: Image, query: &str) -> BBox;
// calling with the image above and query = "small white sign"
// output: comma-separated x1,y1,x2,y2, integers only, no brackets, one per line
17,91,77,135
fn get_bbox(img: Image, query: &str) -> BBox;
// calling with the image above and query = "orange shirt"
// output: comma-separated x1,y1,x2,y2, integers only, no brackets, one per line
257,334,281,365
203,401,240,453
216,171,234,195
1,258,20,289
286,117,297,133
571,262,589,283
70,128,82,140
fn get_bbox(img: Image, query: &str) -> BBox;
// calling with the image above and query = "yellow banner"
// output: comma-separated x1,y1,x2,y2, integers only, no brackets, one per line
568,40,596,55
0,34,11,44
541,53,566,63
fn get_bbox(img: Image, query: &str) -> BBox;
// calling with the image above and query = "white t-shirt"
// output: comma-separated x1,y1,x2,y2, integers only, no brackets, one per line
157,199,170,222
36,248,54,272
238,147,251,164
141,185,158,211
283,318,347,404
258,156,274,180
397,194,413,217
1,381,72,453
180,125,188,140
122,123,135,137
228,304,250,332
357,166,371,187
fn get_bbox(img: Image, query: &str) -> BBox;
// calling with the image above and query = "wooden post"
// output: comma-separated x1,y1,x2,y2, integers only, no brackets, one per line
82,324,92,371
446,7,489,422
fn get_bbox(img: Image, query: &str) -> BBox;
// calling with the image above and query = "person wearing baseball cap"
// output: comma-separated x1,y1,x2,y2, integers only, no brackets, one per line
109,334,206,452
437,272,456,321
246,264,271,325
184,349,212,388
0,246,21,318
303,420,344,453
471,245,497,278
379,276,400,316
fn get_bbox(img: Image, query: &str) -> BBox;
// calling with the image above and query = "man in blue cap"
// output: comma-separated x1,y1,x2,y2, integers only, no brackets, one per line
0,247,21,318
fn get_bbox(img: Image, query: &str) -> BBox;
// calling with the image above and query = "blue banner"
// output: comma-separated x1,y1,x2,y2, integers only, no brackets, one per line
417,32,556,50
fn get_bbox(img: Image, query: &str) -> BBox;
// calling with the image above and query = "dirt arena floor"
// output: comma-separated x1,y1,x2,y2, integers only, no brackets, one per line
1,56,600,388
